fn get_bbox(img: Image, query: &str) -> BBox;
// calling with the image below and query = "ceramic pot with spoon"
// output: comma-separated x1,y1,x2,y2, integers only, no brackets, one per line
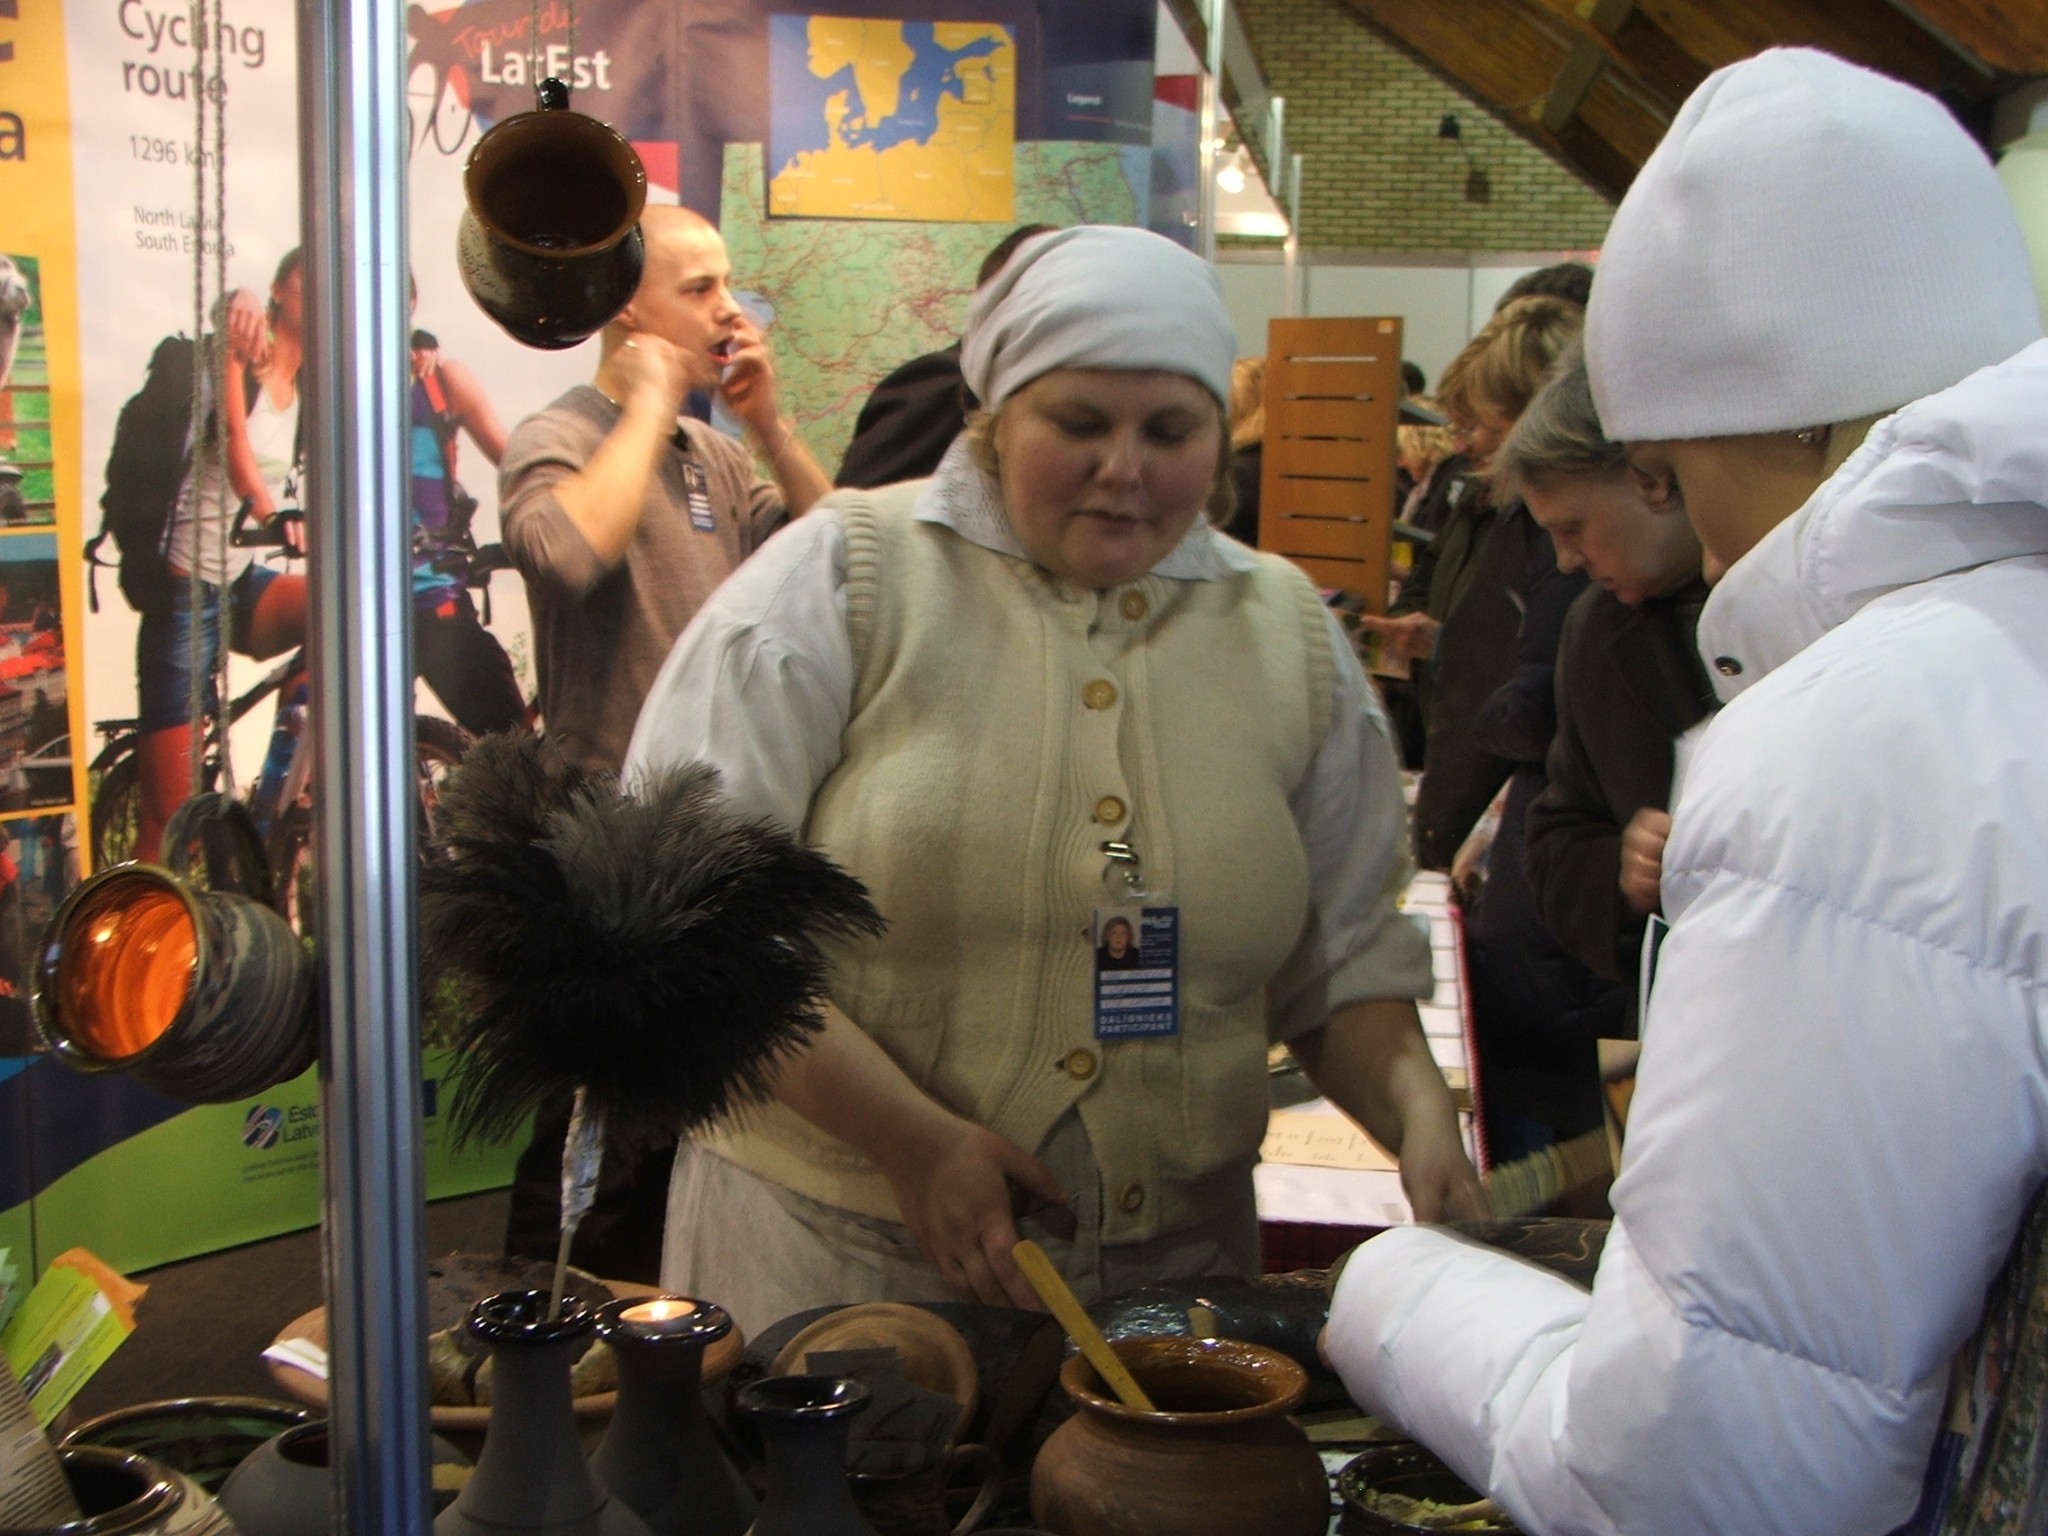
1027,1336,1328,1536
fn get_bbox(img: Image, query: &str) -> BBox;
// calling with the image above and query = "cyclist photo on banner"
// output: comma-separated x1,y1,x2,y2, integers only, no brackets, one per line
408,275,531,739
127,247,308,866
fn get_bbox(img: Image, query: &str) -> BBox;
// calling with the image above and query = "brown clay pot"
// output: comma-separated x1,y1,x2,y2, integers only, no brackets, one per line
1028,1336,1328,1536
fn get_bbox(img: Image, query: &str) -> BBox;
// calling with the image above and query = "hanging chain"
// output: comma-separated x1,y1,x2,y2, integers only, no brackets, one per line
529,0,541,98
181,0,234,804
208,0,234,800
184,0,214,801
527,0,575,100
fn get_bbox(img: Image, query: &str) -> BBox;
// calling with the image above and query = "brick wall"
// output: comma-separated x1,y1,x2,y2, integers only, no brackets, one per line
1236,0,1616,253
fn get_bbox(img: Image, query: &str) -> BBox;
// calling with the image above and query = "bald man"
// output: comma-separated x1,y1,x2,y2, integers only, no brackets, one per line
499,207,829,773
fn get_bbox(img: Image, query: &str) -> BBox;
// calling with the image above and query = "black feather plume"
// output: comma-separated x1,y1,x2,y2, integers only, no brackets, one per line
420,732,884,1150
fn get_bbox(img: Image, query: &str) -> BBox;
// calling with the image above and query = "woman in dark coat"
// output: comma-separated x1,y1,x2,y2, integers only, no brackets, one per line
1502,345,1716,1006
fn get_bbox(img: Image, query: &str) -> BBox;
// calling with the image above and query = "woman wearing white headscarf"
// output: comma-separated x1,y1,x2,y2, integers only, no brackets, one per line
626,225,1479,1333
1323,49,2048,1536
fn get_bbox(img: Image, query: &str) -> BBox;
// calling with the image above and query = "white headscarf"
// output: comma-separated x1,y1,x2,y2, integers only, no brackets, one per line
961,225,1237,413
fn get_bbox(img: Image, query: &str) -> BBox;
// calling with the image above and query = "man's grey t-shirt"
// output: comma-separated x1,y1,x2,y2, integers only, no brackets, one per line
500,385,785,771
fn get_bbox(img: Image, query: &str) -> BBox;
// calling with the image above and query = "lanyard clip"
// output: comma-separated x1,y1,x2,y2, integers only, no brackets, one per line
1100,840,1149,899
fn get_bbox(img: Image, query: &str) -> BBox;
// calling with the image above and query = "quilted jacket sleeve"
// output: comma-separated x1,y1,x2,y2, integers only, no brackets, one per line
1329,748,2046,1535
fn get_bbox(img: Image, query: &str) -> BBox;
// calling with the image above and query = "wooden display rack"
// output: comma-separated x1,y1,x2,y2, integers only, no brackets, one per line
1256,316,1403,612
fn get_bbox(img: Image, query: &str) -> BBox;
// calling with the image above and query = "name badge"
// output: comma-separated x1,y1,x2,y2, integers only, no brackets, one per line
682,462,716,532
1093,905,1179,1039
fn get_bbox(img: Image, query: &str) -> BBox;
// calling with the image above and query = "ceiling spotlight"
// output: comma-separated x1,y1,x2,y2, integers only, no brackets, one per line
1438,113,1462,140
1217,146,1248,194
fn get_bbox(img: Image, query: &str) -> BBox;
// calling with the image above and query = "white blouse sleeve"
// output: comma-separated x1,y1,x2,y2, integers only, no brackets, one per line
1265,605,1435,1040
622,509,853,836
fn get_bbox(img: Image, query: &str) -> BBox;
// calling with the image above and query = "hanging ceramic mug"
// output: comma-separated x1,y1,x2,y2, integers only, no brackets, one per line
457,78,648,350
32,863,316,1104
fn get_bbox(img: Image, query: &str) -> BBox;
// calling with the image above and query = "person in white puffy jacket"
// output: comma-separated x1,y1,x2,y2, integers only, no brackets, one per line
1322,47,2048,1536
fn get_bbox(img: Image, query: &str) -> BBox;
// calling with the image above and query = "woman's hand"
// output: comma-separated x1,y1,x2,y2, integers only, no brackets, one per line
223,288,270,369
1395,1104,1487,1222
1450,822,1494,907
1620,808,1672,916
765,1001,1068,1309
1290,1000,1484,1226
874,1110,1067,1310
1357,611,1440,662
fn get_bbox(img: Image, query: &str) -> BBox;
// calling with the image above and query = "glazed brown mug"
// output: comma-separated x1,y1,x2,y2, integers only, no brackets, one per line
33,864,315,1104
457,79,647,350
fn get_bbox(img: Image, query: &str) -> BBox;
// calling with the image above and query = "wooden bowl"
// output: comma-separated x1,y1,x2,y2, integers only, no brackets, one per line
768,1302,978,1437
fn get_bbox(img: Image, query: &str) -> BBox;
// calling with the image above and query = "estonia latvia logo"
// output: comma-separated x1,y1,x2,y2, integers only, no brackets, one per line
242,1105,284,1150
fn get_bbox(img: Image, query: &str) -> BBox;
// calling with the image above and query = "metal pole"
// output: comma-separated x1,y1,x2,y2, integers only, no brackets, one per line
1266,94,1286,206
1284,153,1304,316
297,0,431,1522
1198,0,1225,261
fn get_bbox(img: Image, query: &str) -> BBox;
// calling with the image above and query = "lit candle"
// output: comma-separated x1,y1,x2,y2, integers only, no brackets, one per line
618,1297,699,1327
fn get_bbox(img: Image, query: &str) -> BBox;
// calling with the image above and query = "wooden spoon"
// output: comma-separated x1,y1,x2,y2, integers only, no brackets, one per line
1011,1239,1157,1412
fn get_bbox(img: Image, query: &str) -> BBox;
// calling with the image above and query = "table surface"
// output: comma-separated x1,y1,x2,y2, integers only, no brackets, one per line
1255,871,1474,1231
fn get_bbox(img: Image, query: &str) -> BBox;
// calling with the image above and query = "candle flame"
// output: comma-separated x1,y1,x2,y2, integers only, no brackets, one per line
620,1298,697,1325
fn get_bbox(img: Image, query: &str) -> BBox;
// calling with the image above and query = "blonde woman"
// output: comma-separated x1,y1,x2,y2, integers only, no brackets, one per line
629,227,1480,1335
1221,354,1265,545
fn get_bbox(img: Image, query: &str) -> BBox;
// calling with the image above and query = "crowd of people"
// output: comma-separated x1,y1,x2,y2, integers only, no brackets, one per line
474,46,2045,1536
104,37,2045,1535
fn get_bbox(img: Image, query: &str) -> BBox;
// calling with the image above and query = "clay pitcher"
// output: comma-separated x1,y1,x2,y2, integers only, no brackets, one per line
1028,1336,1327,1536
457,78,646,350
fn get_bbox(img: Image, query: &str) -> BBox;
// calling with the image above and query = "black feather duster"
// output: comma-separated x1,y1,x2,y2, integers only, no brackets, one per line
420,732,884,1150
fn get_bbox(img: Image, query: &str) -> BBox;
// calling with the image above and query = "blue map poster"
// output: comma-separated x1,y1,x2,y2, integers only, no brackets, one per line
767,15,1016,221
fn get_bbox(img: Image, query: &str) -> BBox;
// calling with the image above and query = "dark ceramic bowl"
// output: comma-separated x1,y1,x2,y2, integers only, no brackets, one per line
1336,1444,1518,1534
62,1396,313,1495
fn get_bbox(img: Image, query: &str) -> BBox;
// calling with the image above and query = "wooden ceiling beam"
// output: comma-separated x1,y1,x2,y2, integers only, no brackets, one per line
1343,0,1650,199
1895,0,2048,75
1635,0,2002,102
1344,0,1569,113
1515,0,1695,113
1536,38,1610,132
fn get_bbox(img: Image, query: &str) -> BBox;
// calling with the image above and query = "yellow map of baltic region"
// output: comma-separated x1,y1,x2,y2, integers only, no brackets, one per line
767,16,1015,223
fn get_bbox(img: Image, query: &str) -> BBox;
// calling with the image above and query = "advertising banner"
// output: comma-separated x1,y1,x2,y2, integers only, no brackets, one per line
3,0,1158,1278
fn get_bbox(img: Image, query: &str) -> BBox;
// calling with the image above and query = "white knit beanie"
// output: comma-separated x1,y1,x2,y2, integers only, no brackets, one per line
1585,47,2043,441
962,225,1237,413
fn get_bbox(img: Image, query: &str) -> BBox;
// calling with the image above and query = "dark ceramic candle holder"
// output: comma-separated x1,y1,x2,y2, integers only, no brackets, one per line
590,1296,753,1536
433,1290,651,1536
734,1375,877,1536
